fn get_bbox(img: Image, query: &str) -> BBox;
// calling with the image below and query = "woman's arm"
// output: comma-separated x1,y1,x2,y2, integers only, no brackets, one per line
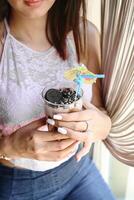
81,21,105,110
0,118,78,161
49,21,112,161
80,20,111,137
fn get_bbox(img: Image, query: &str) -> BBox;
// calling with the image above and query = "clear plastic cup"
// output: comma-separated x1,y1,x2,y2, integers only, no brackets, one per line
41,81,83,118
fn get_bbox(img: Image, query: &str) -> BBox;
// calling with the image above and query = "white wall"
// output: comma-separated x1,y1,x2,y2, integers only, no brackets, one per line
87,0,101,32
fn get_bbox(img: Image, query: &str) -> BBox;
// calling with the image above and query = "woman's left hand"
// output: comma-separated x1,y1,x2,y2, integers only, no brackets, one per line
47,102,112,161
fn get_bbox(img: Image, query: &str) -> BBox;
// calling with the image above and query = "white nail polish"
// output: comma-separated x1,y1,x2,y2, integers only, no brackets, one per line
47,119,55,125
53,115,62,120
58,127,67,135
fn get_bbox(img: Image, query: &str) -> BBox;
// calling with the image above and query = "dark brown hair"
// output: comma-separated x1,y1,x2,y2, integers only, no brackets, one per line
0,0,87,62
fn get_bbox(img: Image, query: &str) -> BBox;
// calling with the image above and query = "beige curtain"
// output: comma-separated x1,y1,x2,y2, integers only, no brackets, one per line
101,0,134,166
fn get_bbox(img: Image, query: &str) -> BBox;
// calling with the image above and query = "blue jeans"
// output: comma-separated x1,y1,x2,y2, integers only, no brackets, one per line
0,155,116,200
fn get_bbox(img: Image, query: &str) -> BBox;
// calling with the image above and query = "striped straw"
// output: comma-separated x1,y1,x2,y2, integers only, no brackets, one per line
81,74,105,79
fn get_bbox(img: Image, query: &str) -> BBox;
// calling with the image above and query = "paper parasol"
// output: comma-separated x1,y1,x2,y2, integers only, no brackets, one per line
64,65,103,84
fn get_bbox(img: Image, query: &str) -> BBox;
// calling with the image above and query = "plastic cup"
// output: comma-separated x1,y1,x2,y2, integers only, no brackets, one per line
42,82,83,118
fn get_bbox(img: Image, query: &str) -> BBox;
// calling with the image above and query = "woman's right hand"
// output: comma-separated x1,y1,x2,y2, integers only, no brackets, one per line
1,117,78,161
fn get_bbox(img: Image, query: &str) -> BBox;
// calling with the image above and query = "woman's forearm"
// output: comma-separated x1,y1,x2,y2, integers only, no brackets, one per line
91,107,112,142
99,107,112,138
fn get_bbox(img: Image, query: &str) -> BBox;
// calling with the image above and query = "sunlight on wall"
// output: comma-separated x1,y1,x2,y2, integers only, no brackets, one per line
87,0,101,32
125,167,134,200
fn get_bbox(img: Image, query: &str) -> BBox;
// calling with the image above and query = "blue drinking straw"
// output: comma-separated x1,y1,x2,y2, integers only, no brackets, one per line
74,74,83,97
74,73,105,97
81,74,105,79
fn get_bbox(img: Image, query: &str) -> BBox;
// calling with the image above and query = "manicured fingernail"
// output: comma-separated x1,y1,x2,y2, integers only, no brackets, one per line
53,115,62,120
47,118,55,125
58,127,67,135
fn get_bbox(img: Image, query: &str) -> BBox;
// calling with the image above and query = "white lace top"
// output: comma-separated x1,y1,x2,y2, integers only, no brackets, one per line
0,20,92,171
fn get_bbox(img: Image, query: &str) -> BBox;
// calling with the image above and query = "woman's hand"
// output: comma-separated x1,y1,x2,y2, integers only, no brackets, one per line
47,102,112,161
0,117,78,161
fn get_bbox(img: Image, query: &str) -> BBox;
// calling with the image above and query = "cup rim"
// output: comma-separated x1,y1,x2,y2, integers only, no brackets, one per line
41,87,83,107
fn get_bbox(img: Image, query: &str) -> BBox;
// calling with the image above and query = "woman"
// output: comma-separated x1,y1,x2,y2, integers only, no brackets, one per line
0,0,115,199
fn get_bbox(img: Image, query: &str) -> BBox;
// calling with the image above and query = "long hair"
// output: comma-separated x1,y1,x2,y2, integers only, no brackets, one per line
0,0,87,62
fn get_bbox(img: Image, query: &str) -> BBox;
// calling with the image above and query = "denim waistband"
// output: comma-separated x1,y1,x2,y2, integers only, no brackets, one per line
0,153,92,188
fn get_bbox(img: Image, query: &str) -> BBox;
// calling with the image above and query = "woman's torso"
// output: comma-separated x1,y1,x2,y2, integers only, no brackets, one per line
0,19,92,171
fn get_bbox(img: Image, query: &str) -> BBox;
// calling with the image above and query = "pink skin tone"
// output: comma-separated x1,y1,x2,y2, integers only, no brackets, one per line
8,0,56,19
7,0,56,52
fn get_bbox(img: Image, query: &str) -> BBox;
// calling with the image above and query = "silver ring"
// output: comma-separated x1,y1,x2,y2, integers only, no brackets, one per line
84,120,89,132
